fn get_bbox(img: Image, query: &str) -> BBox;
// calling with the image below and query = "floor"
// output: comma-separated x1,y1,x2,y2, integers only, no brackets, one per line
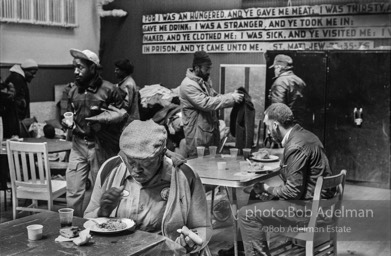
1,182,390,256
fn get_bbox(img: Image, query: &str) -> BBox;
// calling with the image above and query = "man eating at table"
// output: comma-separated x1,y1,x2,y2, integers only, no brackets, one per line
236,103,334,256
84,120,212,255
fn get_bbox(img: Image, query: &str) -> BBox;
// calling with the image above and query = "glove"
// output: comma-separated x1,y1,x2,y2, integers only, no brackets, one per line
85,105,128,124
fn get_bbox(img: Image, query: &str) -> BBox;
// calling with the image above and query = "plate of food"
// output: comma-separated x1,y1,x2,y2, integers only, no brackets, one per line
250,149,279,162
83,218,135,233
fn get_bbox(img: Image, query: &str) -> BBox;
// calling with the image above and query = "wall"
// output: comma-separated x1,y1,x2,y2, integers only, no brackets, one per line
0,0,100,102
100,0,390,92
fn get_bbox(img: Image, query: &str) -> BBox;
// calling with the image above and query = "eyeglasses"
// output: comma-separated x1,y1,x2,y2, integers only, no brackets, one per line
118,151,160,170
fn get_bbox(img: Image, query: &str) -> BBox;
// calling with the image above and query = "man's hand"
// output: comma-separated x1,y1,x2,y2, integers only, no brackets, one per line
85,105,128,124
98,185,124,217
166,149,186,167
232,91,244,103
253,182,274,201
175,226,203,252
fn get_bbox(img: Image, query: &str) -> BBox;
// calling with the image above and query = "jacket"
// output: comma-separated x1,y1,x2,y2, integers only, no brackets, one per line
179,68,235,157
267,124,333,200
269,70,306,125
67,75,125,160
117,75,140,122
84,155,212,255
230,87,255,149
5,65,30,120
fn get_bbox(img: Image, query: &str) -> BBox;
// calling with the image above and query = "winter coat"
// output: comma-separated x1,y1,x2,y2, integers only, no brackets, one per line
179,68,235,157
84,155,212,255
269,70,306,125
5,65,30,120
230,87,255,149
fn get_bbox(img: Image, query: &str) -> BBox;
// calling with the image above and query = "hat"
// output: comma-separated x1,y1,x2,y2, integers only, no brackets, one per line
120,120,167,160
70,48,100,66
269,54,293,69
193,50,212,67
114,59,134,74
21,59,38,70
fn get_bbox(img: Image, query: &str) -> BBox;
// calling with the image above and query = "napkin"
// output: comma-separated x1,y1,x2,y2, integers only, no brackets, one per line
54,229,92,246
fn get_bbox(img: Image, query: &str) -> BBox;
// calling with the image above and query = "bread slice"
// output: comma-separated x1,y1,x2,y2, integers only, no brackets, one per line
60,226,81,238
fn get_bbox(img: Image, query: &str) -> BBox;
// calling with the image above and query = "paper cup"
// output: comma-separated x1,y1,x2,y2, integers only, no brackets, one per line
239,161,250,174
217,162,227,171
64,112,74,126
209,146,217,157
58,208,74,228
243,148,252,159
196,146,205,158
229,148,239,158
27,224,43,240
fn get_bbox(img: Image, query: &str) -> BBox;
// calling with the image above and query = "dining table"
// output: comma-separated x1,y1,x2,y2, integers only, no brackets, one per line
0,211,168,255
186,154,282,256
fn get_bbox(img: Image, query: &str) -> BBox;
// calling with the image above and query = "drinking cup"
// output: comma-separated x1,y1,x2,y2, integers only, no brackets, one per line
27,224,43,240
196,146,205,158
229,148,239,158
209,146,217,157
217,162,227,171
243,148,252,159
58,208,74,228
239,161,250,174
63,112,74,126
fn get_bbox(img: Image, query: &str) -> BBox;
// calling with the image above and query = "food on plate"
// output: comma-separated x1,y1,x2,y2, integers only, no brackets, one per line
97,219,127,231
251,163,265,172
253,149,270,160
60,226,81,238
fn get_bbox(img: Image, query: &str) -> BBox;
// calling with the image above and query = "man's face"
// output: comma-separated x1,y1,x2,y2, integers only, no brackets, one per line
114,67,126,81
264,114,283,143
273,65,282,77
195,63,211,81
73,58,95,85
24,69,38,83
123,154,162,184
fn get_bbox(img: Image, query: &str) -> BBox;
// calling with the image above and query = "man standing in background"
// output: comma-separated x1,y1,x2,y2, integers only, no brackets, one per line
64,48,126,217
4,59,39,122
268,54,306,126
179,50,243,157
114,58,140,123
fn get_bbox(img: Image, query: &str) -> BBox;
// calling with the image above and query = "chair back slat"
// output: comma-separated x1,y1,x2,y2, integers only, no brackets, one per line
20,152,29,182
36,151,46,184
12,151,22,181
28,152,37,182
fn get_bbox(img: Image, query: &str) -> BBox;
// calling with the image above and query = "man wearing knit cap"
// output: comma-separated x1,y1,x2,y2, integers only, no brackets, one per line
114,58,140,123
268,54,306,125
85,120,212,255
64,48,127,217
4,59,38,122
179,50,243,157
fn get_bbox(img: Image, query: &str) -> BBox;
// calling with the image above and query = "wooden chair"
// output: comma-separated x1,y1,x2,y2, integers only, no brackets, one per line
270,170,347,256
6,140,67,219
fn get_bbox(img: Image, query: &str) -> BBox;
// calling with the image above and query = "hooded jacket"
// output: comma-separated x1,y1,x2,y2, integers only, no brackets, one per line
269,70,306,125
230,87,255,149
5,65,30,120
84,155,212,255
179,68,235,157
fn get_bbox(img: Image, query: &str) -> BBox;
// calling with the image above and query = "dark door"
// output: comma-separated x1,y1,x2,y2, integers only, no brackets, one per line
325,51,390,188
265,51,328,142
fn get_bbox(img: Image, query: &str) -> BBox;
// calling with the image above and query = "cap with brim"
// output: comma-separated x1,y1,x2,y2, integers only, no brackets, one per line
119,120,167,160
70,48,100,66
269,54,293,69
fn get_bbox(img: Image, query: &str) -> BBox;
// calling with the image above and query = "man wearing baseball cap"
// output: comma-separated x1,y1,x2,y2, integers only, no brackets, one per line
179,50,243,157
84,120,212,255
4,59,38,122
64,48,127,217
268,54,306,125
